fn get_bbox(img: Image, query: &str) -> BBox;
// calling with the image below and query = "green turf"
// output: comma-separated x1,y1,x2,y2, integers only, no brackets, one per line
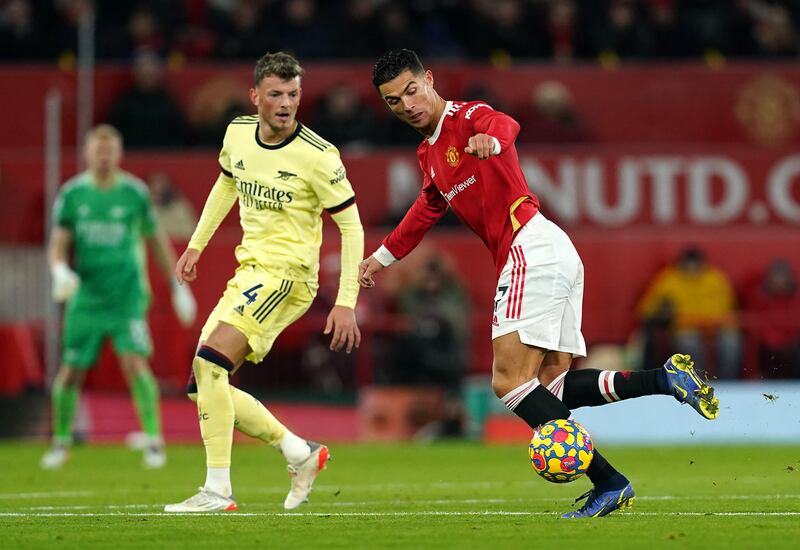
1,443,799,549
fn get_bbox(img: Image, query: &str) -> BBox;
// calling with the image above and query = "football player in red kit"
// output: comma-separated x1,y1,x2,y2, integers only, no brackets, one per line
359,49,719,518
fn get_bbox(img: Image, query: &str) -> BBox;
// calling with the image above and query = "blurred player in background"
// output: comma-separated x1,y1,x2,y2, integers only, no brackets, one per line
359,49,719,518
165,51,364,513
42,124,197,470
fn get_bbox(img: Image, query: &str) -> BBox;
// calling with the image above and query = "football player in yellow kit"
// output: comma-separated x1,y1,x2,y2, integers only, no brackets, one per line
165,52,364,513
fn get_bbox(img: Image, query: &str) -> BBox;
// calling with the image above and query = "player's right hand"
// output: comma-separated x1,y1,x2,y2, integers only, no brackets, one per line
51,262,80,303
175,248,201,284
358,256,384,288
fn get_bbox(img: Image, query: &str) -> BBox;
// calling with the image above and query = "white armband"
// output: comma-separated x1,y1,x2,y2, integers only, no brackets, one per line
490,136,501,155
372,245,398,267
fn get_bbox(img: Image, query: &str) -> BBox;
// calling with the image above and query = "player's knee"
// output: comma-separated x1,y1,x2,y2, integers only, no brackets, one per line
192,346,234,391
491,354,518,397
56,367,84,389
537,365,567,389
491,370,514,399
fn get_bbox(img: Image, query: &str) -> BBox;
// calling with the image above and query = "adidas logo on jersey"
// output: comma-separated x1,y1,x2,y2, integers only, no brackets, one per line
234,305,245,315
235,160,245,170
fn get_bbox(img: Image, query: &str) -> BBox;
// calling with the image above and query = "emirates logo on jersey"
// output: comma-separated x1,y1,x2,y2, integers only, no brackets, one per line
446,145,459,168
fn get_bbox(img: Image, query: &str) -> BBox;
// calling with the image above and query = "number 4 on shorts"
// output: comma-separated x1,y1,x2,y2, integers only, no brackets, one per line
243,284,263,305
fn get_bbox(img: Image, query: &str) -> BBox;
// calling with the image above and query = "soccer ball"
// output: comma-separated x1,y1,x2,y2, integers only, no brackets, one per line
529,419,594,483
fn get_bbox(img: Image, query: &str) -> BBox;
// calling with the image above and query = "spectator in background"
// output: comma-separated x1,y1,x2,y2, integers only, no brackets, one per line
336,0,381,58
748,2,799,57
375,3,423,56
466,0,544,61
745,259,800,378
518,81,589,144
276,0,331,59
545,0,581,63
110,5,167,58
213,0,273,59
0,0,46,59
637,246,742,379
147,171,197,239
107,48,187,148
592,0,651,59
647,0,694,58
311,85,379,150
301,253,382,393
187,76,252,146
381,256,470,394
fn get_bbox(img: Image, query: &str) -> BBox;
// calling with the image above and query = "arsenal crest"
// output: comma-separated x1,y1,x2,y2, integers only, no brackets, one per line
446,145,459,167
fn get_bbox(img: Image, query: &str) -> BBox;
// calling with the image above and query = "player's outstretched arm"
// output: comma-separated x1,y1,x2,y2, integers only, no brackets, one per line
324,305,361,353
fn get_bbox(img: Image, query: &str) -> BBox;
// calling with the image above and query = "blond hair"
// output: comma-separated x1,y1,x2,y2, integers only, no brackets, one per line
85,124,123,146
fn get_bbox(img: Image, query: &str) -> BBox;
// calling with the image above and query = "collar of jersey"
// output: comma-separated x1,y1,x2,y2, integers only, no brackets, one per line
255,121,303,150
427,101,453,146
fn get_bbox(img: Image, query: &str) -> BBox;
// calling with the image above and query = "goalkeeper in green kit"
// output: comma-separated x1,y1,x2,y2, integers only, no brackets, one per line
41,125,197,469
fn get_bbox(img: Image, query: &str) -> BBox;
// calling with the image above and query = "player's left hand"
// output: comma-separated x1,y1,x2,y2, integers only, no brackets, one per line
171,280,197,327
324,305,361,354
464,133,497,160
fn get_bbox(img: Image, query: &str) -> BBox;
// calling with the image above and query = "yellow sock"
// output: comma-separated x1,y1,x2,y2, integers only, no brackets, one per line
193,356,234,468
189,385,288,447
230,386,287,447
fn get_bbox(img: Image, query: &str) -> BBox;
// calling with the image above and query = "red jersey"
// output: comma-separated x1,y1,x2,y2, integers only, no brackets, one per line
382,100,539,278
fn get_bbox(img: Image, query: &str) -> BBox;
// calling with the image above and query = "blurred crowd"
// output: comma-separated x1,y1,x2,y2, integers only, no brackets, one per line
636,247,800,381
1,0,799,62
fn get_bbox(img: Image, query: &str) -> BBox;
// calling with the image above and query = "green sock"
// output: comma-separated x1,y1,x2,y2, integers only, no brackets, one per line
131,371,162,438
52,383,78,444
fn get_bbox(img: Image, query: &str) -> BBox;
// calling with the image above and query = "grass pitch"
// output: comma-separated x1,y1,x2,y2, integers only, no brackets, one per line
1,442,799,549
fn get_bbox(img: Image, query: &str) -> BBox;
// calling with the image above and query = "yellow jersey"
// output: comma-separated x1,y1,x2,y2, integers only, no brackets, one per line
198,116,357,284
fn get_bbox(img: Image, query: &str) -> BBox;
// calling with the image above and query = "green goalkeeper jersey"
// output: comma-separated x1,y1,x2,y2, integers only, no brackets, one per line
54,170,157,313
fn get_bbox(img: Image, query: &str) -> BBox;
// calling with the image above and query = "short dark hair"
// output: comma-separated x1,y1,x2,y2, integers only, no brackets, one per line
254,51,304,85
372,49,425,88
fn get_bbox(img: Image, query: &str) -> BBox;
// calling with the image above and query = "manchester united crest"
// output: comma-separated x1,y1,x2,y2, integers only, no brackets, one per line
736,75,800,147
446,145,460,167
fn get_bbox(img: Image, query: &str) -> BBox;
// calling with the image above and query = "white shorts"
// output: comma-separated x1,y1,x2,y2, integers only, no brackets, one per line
491,213,586,357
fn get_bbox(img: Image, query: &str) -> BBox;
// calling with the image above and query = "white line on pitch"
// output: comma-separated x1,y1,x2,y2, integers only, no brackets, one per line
1,511,800,518
7,493,800,511
0,491,95,500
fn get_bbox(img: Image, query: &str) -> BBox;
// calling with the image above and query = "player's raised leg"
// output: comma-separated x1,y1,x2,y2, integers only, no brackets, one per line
540,353,719,420
227,385,330,509
492,333,634,518
185,372,330,510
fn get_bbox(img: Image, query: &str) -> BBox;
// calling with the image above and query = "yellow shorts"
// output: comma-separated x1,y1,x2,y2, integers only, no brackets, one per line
200,263,316,363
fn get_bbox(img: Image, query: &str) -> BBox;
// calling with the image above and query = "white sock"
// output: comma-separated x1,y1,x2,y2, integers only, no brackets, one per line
205,467,232,498
279,431,311,465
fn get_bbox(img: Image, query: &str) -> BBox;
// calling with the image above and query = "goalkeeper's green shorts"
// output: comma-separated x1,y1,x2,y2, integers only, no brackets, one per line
62,305,152,368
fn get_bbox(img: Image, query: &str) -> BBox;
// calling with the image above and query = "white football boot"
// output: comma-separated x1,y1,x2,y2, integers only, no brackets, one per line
284,442,330,510
40,444,69,470
142,443,167,469
164,487,238,513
